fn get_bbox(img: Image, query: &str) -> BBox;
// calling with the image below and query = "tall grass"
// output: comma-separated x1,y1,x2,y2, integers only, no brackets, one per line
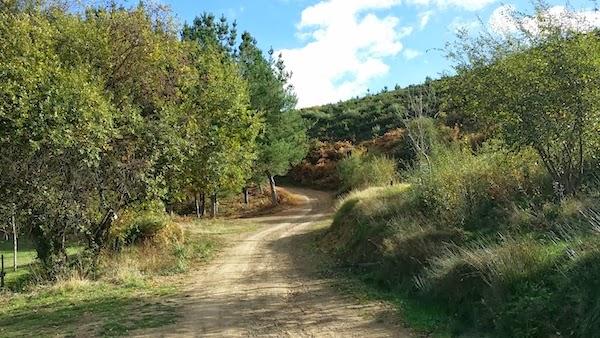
406,144,546,229
337,151,397,192
323,141,600,336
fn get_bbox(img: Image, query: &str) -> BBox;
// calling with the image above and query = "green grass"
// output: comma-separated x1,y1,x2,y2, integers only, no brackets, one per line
0,218,261,337
321,144,600,336
0,239,37,289
310,219,454,337
0,280,178,337
0,239,81,290
331,270,454,337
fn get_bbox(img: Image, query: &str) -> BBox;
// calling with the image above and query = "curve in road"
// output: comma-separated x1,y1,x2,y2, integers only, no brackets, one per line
135,187,411,337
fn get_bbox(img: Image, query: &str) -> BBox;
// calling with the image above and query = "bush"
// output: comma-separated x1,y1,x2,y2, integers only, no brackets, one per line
337,151,397,192
407,144,546,230
288,140,354,189
110,201,177,248
323,184,467,288
122,215,168,244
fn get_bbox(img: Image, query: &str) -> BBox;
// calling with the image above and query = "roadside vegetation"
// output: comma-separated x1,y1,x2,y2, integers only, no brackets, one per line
304,3,600,336
0,213,262,336
0,0,307,335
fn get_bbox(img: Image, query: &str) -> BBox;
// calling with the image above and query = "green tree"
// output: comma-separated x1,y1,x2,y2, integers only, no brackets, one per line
183,20,261,217
238,32,308,204
447,4,600,195
0,10,116,273
182,12,237,55
0,2,194,274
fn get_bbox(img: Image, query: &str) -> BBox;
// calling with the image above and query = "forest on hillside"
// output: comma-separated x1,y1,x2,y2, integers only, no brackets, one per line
299,80,440,142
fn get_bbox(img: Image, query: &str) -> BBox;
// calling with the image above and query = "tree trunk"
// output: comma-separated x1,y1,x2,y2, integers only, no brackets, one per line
243,187,249,205
11,214,17,272
195,193,201,218
200,193,206,217
267,173,278,206
211,193,218,218
165,203,174,216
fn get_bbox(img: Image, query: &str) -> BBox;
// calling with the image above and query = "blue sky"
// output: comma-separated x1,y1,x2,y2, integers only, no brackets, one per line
157,0,600,107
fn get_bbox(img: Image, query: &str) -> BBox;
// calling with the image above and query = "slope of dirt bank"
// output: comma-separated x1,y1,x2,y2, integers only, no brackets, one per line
133,187,411,337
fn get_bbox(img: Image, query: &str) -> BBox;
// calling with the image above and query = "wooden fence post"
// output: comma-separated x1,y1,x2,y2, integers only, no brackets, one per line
1,254,5,288
12,214,17,271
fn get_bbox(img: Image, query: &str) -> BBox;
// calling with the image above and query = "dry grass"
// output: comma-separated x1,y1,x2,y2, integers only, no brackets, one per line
222,187,306,218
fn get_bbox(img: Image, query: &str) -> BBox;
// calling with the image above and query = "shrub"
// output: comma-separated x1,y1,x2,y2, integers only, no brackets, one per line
337,151,397,192
416,232,600,336
324,141,600,336
407,144,546,230
288,140,354,189
360,128,416,168
110,201,177,248
325,185,466,287
423,238,566,299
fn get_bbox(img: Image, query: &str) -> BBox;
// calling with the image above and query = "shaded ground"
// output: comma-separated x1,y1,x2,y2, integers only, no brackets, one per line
133,187,411,337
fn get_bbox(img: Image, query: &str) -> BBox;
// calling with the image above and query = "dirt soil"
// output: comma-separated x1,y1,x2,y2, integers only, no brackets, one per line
133,187,412,337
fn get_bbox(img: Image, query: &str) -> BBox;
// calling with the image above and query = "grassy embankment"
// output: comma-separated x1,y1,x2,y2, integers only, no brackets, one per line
318,145,600,337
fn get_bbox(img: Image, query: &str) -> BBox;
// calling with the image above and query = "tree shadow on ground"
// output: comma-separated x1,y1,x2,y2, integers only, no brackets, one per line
0,287,180,337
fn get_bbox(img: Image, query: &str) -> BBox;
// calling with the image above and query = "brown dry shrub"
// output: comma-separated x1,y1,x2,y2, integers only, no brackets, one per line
289,140,355,189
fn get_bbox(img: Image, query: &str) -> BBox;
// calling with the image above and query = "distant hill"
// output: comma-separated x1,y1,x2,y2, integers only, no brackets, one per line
299,79,440,142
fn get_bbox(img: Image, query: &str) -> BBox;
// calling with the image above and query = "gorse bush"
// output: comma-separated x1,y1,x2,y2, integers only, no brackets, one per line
337,151,397,192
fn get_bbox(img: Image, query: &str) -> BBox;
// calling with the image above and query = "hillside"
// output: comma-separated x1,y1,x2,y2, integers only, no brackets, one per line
299,80,441,142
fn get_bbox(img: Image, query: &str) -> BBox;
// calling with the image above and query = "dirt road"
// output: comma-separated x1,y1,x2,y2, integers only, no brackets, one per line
136,187,410,337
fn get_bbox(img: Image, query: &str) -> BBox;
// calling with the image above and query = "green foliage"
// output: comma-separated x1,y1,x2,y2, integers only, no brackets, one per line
325,138,600,336
407,144,546,229
0,2,264,274
447,4,600,194
0,8,119,271
182,12,238,54
337,152,398,192
238,32,308,182
111,201,170,246
182,39,261,197
300,81,440,142
419,232,600,337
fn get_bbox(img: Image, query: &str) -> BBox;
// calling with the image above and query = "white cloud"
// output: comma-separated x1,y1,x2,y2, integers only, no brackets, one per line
489,4,600,36
448,17,480,33
418,10,433,29
278,0,410,108
408,0,497,11
403,48,423,60
488,4,516,35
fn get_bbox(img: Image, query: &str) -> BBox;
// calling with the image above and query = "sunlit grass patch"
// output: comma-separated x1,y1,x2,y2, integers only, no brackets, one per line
0,280,178,337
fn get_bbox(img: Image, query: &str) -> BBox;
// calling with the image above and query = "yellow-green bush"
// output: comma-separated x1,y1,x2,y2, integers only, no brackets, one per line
337,151,397,192
110,201,181,248
407,144,546,229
